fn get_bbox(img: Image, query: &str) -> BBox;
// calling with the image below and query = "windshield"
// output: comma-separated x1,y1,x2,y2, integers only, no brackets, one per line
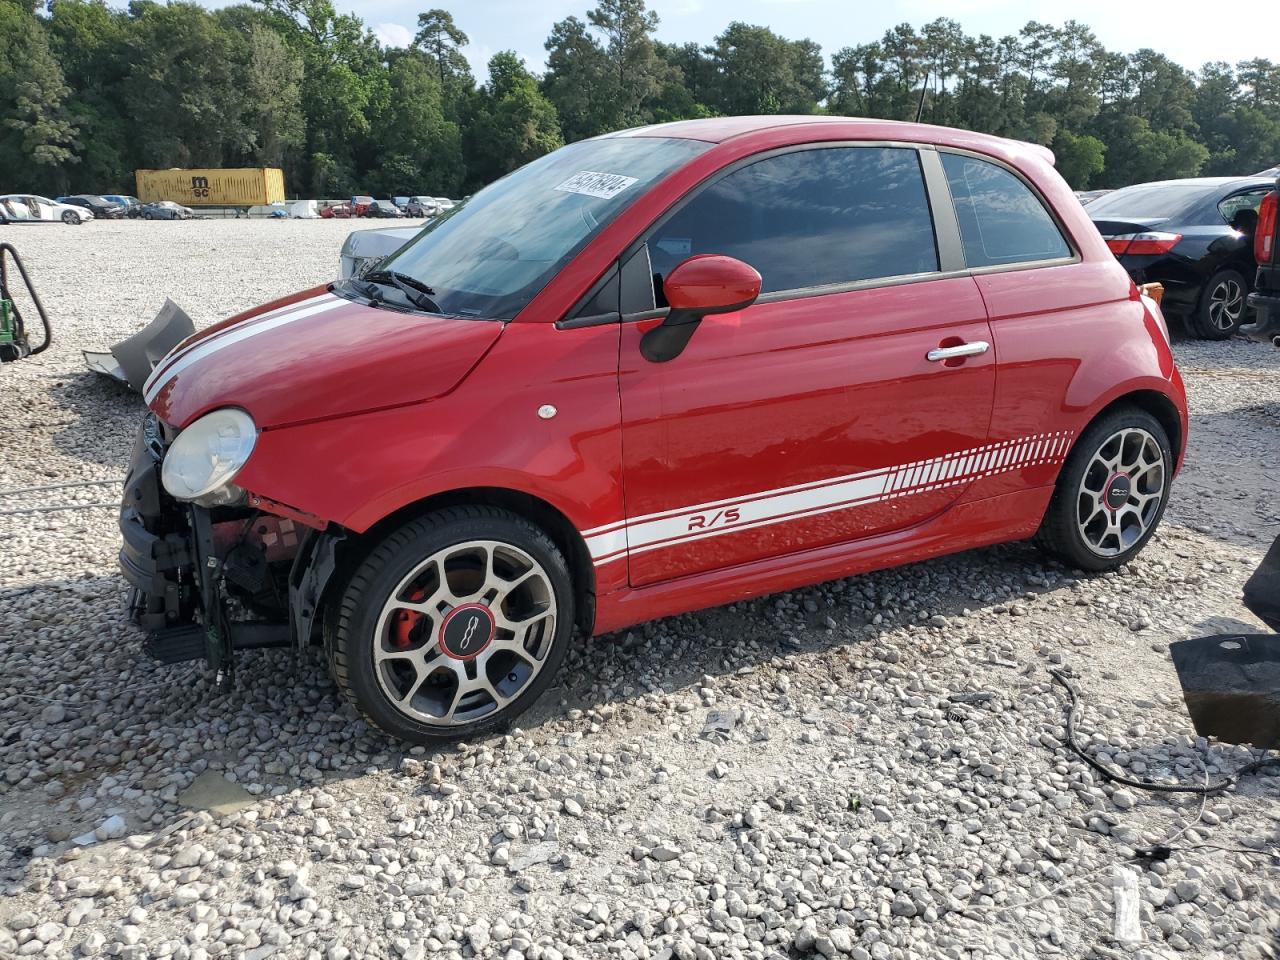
375,136,708,319
1087,183,1218,220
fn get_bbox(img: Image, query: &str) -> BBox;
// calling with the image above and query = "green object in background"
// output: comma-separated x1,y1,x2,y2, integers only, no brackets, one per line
0,296,15,346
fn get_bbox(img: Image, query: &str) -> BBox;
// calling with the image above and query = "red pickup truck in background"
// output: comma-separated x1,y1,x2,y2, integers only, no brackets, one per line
1245,179,1280,343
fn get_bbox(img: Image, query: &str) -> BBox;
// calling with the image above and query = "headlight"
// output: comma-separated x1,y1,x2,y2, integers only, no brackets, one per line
161,408,257,501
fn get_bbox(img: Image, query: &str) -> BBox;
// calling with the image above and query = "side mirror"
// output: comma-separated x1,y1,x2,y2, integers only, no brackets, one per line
641,254,762,362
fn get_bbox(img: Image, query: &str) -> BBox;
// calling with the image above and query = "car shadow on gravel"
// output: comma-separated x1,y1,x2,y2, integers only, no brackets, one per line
42,370,146,469
1171,407,1280,553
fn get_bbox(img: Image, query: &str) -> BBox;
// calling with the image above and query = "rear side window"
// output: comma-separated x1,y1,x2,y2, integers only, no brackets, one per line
649,146,938,297
942,153,1071,268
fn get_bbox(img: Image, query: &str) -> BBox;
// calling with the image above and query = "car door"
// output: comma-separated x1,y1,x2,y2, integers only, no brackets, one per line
616,144,996,587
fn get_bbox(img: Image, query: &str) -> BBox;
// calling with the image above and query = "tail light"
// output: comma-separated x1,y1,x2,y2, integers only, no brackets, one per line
1258,191,1277,265
1106,232,1182,256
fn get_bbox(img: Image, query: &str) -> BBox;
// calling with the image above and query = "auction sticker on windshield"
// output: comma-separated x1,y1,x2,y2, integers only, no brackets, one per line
555,171,639,200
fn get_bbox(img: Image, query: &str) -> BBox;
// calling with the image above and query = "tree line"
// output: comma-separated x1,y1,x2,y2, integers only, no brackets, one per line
2,0,1278,200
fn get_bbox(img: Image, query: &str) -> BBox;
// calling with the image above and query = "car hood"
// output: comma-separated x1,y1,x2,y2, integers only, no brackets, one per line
145,286,504,429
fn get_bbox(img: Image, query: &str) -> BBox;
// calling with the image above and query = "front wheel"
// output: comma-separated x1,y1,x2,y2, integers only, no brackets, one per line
1190,268,1248,339
328,506,574,744
61,210,80,225
1035,407,1172,571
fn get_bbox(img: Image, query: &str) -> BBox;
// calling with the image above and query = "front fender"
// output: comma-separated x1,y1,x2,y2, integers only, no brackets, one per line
231,320,625,566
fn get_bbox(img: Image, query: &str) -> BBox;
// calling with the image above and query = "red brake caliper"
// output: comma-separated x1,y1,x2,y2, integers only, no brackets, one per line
391,587,428,649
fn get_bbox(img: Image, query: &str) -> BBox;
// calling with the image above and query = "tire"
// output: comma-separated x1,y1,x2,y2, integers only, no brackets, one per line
61,210,80,225
328,506,574,744
1035,406,1173,571
143,212,153,220
1190,268,1248,339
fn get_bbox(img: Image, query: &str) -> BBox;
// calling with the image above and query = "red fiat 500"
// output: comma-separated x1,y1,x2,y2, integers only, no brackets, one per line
122,116,1187,744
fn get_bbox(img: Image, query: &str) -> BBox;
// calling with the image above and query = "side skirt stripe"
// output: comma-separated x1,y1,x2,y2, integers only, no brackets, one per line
583,430,1074,564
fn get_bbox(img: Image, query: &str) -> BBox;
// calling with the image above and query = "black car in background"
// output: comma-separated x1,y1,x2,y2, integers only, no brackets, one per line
57,194,126,219
363,199,403,218
1088,176,1274,338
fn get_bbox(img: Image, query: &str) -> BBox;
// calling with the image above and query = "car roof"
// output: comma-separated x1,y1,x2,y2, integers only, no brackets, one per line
604,114,1055,163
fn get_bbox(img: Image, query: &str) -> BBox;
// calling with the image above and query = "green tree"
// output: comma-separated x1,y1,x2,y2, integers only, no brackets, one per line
543,15,613,141
373,51,464,194
705,22,826,116
1052,130,1106,187
0,2,79,194
466,51,561,188
412,5,472,122
123,3,253,168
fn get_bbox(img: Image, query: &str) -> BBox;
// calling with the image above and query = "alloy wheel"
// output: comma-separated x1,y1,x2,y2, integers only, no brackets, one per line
1076,427,1166,557
372,539,557,726
1208,278,1245,331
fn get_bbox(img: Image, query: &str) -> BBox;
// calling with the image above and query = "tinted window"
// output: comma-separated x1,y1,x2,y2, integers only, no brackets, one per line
649,147,938,297
942,153,1071,267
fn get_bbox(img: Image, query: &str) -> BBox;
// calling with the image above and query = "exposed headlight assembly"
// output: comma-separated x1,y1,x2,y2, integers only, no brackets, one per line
161,408,257,502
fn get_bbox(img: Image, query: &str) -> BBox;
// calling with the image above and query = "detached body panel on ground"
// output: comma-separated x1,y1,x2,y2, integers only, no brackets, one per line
120,116,1189,744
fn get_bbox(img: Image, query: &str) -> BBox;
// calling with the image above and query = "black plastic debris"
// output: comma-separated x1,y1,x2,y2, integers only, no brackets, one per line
1170,633,1280,749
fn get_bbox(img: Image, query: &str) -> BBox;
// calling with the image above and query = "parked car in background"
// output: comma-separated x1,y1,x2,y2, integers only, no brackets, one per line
434,197,455,212
406,196,439,217
0,194,93,224
1088,176,1274,338
141,200,194,220
1074,189,1111,205
57,194,126,219
121,116,1186,744
392,196,410,209
363,199,403,218
350,196,375,217
320,202,356,219
102,195,143,218
338,225,422,279
1243,178,1280,343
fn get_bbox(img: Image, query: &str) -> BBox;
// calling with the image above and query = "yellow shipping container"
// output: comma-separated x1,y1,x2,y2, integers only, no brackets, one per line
134,167,286,207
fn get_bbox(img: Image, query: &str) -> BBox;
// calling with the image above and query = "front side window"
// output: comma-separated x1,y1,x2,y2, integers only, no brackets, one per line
376,136,708,319
648,146,939,298
942,153,1071,268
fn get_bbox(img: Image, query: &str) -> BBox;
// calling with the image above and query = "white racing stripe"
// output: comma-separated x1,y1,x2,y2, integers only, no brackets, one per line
144,295,346,404
143,292,335,397
584,430,1074,566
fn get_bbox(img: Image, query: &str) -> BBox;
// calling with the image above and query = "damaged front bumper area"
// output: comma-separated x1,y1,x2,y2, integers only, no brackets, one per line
119,414,340,680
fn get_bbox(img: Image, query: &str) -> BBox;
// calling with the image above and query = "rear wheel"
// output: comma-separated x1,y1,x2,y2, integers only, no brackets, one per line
61,210,80,225
328,506,573,744
1190,268,1248,339
1035,407,1172,571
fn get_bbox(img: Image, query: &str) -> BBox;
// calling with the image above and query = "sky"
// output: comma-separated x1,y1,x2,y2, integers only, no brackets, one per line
319,0,1275,82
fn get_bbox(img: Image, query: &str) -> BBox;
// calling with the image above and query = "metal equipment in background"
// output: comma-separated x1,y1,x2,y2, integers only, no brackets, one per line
0,243,52,364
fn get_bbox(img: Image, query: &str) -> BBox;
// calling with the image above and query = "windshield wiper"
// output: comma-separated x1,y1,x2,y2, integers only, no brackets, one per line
346,278,387,308
362,270,443,313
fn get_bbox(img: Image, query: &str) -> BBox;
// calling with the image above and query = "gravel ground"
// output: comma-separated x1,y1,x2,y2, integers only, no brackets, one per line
1,219,1278,960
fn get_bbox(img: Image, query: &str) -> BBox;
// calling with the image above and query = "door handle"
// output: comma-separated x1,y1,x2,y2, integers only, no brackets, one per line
927,340,989,362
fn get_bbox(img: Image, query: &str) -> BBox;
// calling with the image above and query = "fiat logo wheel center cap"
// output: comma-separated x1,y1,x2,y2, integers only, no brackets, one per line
439,603,496,660
1104,472,1132,511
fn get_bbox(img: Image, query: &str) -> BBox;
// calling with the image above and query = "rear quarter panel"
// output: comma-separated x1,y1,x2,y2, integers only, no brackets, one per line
965,258,1186,503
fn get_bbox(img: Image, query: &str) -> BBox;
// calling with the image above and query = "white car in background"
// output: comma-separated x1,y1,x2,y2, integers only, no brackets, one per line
0,194,95,225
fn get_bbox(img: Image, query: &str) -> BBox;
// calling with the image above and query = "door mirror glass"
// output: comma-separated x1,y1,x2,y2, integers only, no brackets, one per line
643,255,761,363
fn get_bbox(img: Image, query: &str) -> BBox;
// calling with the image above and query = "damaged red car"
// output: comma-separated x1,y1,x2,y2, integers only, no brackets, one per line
121,116,1187,744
